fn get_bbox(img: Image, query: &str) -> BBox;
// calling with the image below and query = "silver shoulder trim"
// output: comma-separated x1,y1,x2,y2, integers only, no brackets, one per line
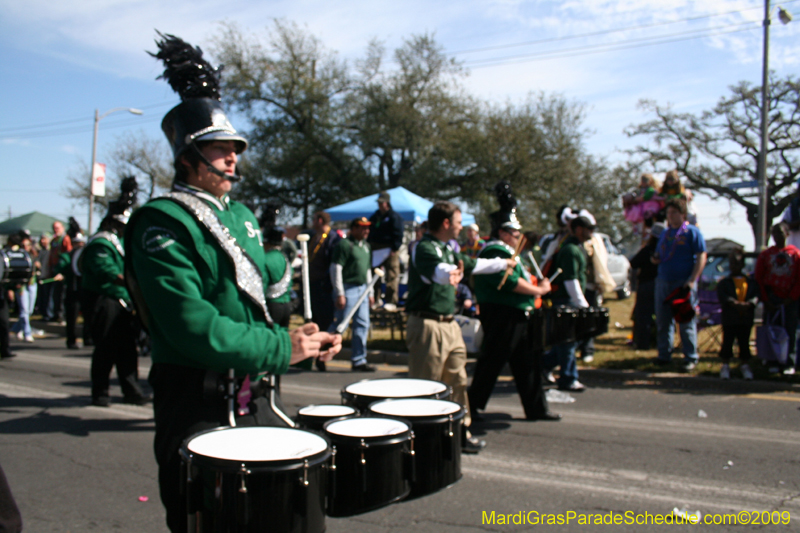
163,191,273,326
89,231,124,257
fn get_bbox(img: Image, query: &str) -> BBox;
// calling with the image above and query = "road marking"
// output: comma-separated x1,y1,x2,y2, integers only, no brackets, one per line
743,393,800,402
463,453,800,512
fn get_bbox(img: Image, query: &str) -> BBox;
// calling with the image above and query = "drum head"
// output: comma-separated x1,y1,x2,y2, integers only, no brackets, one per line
298,405,356,418
344,378,447,399
325,417,409,438
369,399,462,418
187,427,328,462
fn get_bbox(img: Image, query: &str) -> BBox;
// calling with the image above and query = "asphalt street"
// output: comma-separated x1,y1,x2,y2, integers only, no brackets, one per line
1,333,799,532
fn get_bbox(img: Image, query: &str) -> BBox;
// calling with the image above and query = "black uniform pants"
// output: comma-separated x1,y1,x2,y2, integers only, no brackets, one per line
0,295,10,359
468,303,548,419
89,293,142,399
64,288,80,346
0,464,22,533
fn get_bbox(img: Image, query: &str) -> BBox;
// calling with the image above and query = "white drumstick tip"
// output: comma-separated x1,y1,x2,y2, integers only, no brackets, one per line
297,234,310,242
374,268,385,277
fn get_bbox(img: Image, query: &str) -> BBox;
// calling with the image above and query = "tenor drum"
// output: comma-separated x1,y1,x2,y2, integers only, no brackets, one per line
575,307,610,340
368,399,464,498
295,404,357,433
546,305,578,345
323,417,413,517
341,378,450,412
0,250,33,284
180,426,331,533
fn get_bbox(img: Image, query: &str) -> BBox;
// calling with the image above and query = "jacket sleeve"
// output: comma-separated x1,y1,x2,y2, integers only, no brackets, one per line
84,241,121,285
716,278,737,306
128,209,291,376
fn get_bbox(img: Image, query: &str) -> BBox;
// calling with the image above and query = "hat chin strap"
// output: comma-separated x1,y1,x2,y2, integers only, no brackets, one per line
190,142,243,182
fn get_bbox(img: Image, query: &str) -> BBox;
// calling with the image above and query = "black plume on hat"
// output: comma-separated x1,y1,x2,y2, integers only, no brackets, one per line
149,31,221,101
492,181,517,212
489,180,522,236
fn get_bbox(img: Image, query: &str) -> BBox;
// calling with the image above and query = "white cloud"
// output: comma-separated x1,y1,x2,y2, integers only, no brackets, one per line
60,145,81,155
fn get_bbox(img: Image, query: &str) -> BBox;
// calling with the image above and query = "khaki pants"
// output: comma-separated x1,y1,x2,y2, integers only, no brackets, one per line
406,314,471,427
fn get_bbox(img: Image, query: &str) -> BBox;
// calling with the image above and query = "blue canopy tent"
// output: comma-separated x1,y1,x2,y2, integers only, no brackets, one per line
325,186,475,225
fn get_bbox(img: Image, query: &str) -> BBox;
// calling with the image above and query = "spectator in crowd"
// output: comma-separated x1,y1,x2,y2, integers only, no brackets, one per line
409,221,428,258
629,222,665,349
330,217,375,372
368,191,404,308
45,221,72,322
577,228,616,363
306,211,342,371
755,223,800,375
653,199,707,371
10,232,39,343
34,234,50,317
717,250,759,380
542,212,595,392
460,223,485,259
782,181,800,249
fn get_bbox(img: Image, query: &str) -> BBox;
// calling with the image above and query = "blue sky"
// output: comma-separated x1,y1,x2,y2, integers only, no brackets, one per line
1,0,798,249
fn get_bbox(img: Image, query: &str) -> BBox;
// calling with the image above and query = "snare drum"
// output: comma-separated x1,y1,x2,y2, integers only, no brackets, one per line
0,250,33,284
341,378,450,412
546,305,578,345
575,307,611,340
323,417,413,517
180,426,331,533
368,399,464,498
296,405,357,433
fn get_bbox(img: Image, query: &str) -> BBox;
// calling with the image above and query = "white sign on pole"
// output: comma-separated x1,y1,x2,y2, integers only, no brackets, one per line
92,163,106,197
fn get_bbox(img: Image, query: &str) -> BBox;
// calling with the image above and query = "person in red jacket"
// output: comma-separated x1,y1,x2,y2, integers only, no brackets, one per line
755,222,800,374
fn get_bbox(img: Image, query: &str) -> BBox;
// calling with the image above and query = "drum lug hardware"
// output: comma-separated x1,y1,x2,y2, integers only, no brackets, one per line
302,459,309,486
186,455,193,482
238,464,250,494
330,447,337,471
359,439,368,465
409,431,415,457
448,415,454,437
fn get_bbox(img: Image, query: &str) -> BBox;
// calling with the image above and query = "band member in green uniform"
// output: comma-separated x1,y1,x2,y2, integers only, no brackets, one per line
125,33,341,533
468,195,559,422
406,200,515,453
83,178,149,407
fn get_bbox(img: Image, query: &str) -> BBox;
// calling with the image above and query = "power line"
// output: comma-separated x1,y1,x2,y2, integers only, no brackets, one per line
0,100,174,135
465,23,759,69
0,114,163,141
449,0,800,56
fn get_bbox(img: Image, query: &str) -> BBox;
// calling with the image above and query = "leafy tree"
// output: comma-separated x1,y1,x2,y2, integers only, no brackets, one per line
213,21,369,227
626,75,800,247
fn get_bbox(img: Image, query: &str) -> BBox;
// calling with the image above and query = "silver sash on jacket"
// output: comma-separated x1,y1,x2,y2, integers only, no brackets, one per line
265,256,292,300
164,191,273,326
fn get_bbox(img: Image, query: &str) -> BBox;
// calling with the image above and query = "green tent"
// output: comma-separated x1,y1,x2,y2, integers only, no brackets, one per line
0,212,65,237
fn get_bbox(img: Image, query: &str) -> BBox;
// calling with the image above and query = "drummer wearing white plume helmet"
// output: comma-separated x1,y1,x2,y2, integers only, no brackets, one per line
125,32,342,533
542,210,595,392
406,200,516,454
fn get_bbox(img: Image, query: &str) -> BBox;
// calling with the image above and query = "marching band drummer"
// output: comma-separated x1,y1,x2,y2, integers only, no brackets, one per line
125,33,341,533
468,208,559,422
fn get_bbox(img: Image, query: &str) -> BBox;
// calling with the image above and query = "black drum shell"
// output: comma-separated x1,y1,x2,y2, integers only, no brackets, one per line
575,307,610,341
295,405,357,433
341,378,450,413
594,307,610,337
0,250,33,284
546,305,578,345
367,401,464,498
529,308,547,351
323,417,412,517
179,426,331,533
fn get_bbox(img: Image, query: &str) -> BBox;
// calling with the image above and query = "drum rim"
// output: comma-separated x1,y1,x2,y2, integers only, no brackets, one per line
180,425,332,472
322,416,413,444
341,377,449,400
366,399,466,422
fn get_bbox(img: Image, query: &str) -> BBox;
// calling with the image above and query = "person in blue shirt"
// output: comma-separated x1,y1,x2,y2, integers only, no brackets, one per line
653,198,707,370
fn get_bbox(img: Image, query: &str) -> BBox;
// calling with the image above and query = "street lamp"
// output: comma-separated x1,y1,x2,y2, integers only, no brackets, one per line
756,2,792,250
88,107,144,234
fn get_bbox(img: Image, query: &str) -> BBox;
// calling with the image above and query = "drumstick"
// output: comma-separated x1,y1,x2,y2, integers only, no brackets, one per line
334,268,385,335
548,267,563,283
296,234,313,322
497,235,527,290
38,277,58,285
527,251,544,280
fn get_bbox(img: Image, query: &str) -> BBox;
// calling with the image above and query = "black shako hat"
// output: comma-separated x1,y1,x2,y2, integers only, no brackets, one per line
150,31,247,162
489,180,522,235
